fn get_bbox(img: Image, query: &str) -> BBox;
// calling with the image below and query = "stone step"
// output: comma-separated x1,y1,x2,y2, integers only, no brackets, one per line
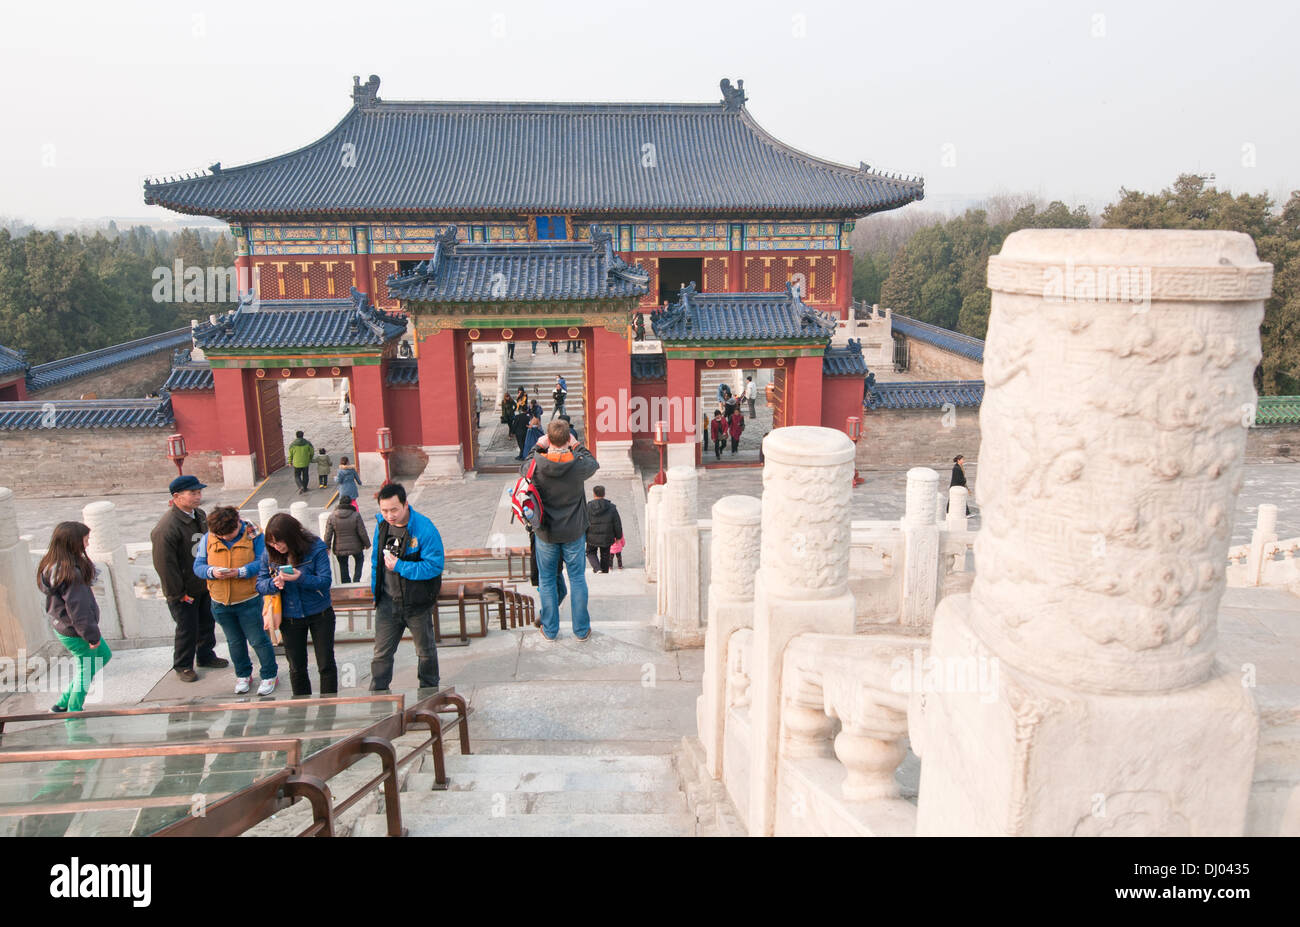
391,788,688,816
439,753,673,775
355,810,697,837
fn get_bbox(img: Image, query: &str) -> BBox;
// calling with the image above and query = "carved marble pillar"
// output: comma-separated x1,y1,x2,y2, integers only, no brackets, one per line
699,494,762,779
748,426,856,836
0,487,48,658
257,498,279,532
900,467,940,630
1246,504,1278,586
660,466,703,649
918,229,1270,836
946,486,969,532
645,484,664,583
83,500,134,640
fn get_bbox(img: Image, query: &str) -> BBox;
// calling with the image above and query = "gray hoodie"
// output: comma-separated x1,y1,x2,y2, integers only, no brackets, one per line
522,446,600,545
39,569,102,646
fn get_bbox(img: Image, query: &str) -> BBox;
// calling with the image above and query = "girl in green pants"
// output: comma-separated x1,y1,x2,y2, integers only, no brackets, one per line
37,522,111,712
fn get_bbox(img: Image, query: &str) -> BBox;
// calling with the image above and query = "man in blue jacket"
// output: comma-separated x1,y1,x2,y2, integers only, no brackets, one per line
370,482,445,690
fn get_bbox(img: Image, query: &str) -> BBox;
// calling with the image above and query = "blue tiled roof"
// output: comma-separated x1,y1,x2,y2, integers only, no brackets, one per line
891,314,985,362
385,359,419,386
652,283,836,343
0,396,174,430
631,353,666,380
0,344,28,379
193,289,407,351
143,79,924,219
25,329,191,392
162,364,215,391
865,380,984,410
823,339,868,377
385,226,648,303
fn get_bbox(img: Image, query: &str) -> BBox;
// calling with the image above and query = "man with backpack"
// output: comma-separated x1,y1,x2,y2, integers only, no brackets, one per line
516,420,599,641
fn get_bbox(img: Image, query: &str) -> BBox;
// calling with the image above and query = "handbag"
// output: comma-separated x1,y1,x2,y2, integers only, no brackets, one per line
262,593,283,644
610,537,625,555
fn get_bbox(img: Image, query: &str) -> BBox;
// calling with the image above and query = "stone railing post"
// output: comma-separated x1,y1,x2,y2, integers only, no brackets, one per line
946,486,968,532
645,484,664,583
257,498,279,531
900,467,940,630
748,426,856,836
83,500,137,640
660,466,702,649
289,500,310,526
0,487,49,658
1245,504,1277,586
699,494,761,779
918,229,1271,836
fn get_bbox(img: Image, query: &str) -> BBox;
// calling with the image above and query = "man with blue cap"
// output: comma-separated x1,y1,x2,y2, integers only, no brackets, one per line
150,475,228,682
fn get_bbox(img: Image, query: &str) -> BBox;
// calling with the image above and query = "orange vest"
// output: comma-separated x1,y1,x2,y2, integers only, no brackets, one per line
205,527,260,605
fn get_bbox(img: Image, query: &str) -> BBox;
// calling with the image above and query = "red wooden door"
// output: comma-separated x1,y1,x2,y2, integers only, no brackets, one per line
770,368,788,429
255,378,286,477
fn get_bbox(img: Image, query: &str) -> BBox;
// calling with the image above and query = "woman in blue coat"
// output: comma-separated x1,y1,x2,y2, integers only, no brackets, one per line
522,416,545,458
334,457,362,506
256,513,336,696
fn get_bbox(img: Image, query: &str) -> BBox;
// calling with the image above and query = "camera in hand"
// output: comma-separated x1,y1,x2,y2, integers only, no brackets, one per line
384,536,404,559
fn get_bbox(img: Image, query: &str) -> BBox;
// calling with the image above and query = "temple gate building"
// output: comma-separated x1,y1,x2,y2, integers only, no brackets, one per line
143,76,924,485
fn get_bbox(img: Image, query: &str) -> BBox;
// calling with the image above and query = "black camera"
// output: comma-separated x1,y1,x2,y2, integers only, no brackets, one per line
384,536,404,559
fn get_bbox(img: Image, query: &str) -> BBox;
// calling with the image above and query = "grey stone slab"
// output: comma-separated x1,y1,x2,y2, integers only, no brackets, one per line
677,649,706,684
360,810,695,837
393,789,688,816
465,680,699,742
516,624,677,682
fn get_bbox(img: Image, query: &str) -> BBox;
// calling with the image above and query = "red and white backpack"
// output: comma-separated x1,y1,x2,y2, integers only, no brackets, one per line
509,458,544,533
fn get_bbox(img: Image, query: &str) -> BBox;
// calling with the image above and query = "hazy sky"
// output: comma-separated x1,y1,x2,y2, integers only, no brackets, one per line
2,0,1296,226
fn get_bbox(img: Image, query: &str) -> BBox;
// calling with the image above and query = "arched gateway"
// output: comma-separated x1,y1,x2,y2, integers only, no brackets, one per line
146,76,924,485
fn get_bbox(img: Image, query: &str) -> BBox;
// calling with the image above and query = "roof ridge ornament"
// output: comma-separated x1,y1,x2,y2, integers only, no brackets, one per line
719,78,747,111
352,74,381,107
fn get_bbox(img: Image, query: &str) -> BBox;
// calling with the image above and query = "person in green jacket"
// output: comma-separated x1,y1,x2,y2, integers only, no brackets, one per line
314,447,332,488
288,431,314,494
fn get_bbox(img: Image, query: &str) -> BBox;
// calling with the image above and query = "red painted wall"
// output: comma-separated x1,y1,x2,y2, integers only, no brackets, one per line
385,386,423,447
0,379,25,401
790,355,824,427
349,364,387,454
171,389,222,453
820,375,864,436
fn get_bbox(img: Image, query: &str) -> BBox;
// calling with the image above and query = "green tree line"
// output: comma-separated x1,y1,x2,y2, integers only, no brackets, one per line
0,222,233,365
853,175,1299,395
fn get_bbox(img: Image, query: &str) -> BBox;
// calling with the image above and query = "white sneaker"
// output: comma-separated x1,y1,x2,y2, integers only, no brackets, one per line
234,677,251,695
257,677,278,696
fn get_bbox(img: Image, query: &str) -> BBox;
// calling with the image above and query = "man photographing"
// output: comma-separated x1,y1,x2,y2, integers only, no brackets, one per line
369,483,445,691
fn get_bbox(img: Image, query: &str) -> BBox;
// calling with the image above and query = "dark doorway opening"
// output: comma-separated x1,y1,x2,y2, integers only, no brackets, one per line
658,258,704,305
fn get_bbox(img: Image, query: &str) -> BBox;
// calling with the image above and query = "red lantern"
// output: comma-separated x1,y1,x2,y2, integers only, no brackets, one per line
651,420,668,486
844,416,865,487
166,433,187,477
376,426,394,483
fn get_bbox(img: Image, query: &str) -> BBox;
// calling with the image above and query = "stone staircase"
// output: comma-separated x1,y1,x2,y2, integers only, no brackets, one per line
352,747,700,837
506,349,586,427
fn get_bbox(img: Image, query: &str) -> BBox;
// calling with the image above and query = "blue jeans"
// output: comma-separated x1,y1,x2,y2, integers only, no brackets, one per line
536,536,589,638
212,597,278,680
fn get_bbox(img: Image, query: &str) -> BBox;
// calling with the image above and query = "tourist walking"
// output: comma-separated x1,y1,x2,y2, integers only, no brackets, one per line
507,340,516,359
370,483,445,691
710,410,728,461
549,340,559,354
524,420,599,641
335,457,362,503
194,506,277,696
38,522,111,713
530,398,544,421
531,340,537,355
511,407,532,459
474,386,482,428
288,431,315,494
728,408,745,454
314,447,332,489
949,454,969,516
551,378,567,420
325,495,371,583
501,392,517,425
151,475,227,683
585,486,623,574
256,513,336,696
701,413,711,454
744,376,757,418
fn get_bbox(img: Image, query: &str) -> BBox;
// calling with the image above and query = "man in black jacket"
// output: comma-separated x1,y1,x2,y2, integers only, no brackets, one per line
524,420,599,640
585,486,622,574
150,475,227,682
511,408,532,460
